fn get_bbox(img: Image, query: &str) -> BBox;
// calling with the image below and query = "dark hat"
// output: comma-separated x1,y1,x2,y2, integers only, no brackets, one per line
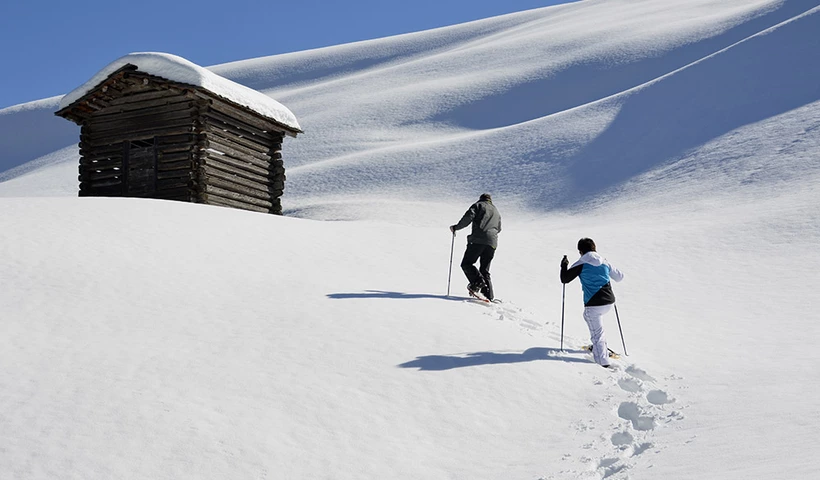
577,237,596,254
479,193,492,202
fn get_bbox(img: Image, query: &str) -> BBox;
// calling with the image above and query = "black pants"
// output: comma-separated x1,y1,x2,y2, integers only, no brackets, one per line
461,243,495,299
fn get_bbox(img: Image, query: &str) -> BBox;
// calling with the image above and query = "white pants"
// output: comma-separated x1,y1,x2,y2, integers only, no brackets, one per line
583,304,613,366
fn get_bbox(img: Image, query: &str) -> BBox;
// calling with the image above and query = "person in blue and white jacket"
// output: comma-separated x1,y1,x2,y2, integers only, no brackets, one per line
560,238,624,368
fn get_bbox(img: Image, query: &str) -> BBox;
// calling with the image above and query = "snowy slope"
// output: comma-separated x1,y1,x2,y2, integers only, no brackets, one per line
4,0,818,213
2,0,820,479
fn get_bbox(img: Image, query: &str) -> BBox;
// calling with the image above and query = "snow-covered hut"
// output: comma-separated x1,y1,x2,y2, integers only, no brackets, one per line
55,52,302,214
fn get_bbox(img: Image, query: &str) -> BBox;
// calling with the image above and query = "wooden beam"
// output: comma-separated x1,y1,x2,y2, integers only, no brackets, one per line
81,178,123,189
202,135,271,168
203,175,276,202
85,125,195,146
79,185,124,197
90,101,196,125
200,163,279,187
199,157,271,185
157,159,192,172
157,151,192,163
200,153,270,178
200,167,283,192
154,187,192,201
156,169,193,181
192,90,297,135
202,109,280,141
157,133,197,145
88,110,197,137
157,177,191,191
202,184,272,209
156,142,195,155
107,88,187,107
79,142,125,157
80,155,124,168
98,94,195,116
201,194,271,214
55,65,138,117
79,170,122,182
203,121,272,155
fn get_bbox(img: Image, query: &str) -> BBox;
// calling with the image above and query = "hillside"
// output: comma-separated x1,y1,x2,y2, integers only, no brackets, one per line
3,0,819,215
1,1,819,479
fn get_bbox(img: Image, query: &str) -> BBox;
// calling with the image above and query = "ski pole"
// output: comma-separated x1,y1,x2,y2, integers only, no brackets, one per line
560,282,566,352
614,304,628,356
560,255,567,351
446,230,455,297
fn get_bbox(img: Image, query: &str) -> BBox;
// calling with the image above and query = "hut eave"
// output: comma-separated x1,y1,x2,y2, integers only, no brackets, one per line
57,52,301,132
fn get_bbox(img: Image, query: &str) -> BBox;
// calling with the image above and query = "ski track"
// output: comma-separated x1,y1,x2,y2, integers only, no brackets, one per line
469,300,688,480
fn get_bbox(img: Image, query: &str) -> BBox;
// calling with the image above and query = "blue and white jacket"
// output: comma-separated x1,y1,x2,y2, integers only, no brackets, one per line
560,252,624,306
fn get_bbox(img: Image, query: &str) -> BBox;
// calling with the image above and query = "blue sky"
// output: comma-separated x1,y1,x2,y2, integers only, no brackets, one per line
0,0,572,110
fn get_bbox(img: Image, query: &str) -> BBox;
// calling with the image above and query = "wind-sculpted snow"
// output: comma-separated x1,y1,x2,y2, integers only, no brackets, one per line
3,0,819,215
560,5,820,201
209,7,546,92
429,0,819,131
214,0,820,212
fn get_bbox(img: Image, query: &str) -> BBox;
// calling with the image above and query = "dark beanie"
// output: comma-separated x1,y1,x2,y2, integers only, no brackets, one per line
479,193,492,202
577,238,596,254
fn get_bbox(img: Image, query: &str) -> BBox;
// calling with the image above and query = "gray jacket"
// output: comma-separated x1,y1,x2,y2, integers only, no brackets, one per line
453,200,502,248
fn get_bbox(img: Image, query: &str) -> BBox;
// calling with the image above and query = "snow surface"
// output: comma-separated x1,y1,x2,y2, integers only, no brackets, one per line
58,52,301,132
2,0,820,479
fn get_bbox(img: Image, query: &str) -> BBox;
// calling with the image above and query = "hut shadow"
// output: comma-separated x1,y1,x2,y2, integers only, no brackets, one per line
398,347,592,371
327,290,469,302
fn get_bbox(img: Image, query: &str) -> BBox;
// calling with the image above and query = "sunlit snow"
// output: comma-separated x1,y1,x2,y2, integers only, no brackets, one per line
1,1,819,479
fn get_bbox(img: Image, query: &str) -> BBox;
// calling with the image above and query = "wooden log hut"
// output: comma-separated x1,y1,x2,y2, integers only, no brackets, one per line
56,52,302,214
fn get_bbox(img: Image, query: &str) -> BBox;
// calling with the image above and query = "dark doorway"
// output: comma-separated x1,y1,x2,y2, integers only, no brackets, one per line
124,138,158,196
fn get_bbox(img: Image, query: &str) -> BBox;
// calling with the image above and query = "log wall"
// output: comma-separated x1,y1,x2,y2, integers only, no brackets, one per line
62,67,294,214
77,72,201,200
194,92,287,214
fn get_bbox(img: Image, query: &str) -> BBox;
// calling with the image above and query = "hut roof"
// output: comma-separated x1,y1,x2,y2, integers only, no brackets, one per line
58,52,301,132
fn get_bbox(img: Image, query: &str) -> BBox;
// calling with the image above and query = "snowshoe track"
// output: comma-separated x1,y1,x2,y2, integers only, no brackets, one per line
467,299,688,479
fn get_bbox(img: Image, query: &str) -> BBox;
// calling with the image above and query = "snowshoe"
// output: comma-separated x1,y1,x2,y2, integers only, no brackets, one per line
467,284,490,302
581,345,621,359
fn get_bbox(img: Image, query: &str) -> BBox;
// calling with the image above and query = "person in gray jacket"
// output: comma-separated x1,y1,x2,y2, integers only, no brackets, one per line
450,193,502,301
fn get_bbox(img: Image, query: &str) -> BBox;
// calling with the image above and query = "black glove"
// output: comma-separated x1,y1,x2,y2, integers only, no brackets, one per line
449,225,456,234
560,255,568,268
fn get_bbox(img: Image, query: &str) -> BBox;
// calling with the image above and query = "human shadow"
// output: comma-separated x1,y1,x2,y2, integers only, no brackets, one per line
327,290,470,302
398,347,592,371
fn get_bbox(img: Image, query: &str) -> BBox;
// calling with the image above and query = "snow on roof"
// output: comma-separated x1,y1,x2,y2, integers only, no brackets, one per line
58,52,301,132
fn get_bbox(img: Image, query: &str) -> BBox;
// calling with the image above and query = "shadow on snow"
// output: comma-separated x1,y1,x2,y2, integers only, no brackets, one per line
327,290,471,302
328,290,593,369
398,347,593,371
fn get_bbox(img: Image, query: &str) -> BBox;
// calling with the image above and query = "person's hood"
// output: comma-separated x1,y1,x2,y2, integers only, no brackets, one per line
580,251,603,266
